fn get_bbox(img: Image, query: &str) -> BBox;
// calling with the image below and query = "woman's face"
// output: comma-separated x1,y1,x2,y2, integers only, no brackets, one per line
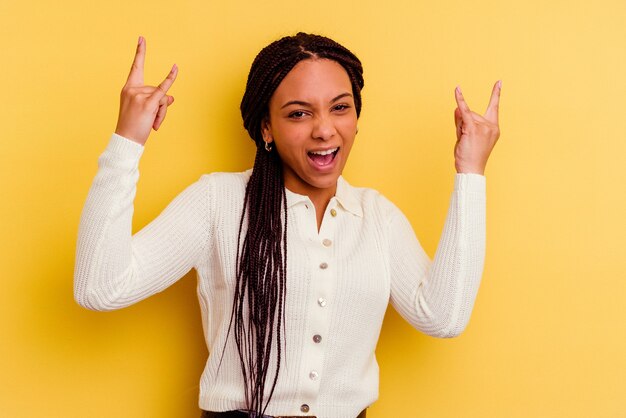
263,58,358,196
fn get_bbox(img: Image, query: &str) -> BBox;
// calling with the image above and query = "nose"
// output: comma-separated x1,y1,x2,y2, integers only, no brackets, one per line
311,115,336,141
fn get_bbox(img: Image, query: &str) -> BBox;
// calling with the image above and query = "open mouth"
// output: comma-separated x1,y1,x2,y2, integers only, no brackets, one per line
307,147,339,167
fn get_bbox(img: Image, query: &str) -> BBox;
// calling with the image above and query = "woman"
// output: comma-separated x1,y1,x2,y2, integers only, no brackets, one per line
74,33,500,418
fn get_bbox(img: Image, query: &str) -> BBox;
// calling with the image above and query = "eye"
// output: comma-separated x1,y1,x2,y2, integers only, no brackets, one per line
332,104,351,112
288,110,307,119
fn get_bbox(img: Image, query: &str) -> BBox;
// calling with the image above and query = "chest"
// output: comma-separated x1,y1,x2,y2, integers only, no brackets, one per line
202,200,391,316
286,202,390,308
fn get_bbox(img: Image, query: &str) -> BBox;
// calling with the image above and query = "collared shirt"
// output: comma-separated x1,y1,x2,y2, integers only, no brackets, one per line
75,133,486,418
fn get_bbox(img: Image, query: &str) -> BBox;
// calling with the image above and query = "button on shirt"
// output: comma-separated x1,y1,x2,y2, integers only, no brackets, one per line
283,185,360,412
74,134,487,418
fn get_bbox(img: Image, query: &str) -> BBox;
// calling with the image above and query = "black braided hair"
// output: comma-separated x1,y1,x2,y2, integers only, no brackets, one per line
227,32,364,416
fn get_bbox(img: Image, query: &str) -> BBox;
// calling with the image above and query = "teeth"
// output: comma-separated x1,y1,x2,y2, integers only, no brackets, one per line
309,148,338,156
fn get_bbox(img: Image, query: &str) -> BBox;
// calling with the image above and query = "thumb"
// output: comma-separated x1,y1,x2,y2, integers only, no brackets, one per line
454,107,462,128
454,107,463,139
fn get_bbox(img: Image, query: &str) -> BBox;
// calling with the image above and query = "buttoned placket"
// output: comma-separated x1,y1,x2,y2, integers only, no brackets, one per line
293,196,340,415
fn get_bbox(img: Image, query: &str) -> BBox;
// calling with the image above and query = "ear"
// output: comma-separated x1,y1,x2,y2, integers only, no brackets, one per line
261,118,273,143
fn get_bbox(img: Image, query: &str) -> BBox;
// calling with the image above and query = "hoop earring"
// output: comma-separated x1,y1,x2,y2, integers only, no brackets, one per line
264,141,272,152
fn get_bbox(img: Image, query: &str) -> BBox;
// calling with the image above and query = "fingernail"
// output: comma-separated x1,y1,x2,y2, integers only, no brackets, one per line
456,85,462,94
172,64,178,72
138,36,143,45
497,80,502,89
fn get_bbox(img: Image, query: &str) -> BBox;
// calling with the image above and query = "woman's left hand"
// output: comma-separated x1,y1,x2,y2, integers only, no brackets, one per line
453,81,501,175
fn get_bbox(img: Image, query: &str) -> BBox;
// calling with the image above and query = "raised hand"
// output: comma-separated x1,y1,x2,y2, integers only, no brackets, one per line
114,36,178,146
453,81,501,175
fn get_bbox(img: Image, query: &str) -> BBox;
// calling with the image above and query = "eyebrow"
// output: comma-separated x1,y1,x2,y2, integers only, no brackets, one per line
280,92,353,109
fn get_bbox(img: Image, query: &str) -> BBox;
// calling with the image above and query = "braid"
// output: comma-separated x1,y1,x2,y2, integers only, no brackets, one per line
231,147,287,414
223,32,364,416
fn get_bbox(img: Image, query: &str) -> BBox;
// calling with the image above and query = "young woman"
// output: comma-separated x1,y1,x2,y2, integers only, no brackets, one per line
74,33,500,418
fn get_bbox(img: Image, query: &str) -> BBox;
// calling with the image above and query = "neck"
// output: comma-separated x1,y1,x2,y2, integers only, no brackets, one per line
284,177,337,232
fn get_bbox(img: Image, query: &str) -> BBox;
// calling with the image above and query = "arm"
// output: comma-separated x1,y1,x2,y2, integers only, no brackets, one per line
388,81,501,336
74,37,196,310
73,134,211,311
388,173,486,338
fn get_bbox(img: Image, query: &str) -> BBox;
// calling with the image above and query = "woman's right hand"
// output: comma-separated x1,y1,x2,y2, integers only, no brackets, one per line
114,36,178,146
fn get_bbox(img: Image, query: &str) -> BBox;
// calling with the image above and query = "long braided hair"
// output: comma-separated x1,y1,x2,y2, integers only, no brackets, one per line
228,32,364,416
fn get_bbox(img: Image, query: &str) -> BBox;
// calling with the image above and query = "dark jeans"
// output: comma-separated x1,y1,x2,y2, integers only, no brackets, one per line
201,409,367,418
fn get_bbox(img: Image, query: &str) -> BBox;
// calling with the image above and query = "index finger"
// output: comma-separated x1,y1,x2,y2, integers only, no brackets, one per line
126,36,145,87
485,80,502,123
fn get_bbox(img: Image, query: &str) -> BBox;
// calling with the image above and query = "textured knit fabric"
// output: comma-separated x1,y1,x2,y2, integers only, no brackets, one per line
74,133,487,418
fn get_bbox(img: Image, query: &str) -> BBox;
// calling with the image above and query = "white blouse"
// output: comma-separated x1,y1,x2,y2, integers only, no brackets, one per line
74,133,486,418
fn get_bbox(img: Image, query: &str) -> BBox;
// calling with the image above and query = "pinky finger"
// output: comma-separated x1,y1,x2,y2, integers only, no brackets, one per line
151,64,178,102
454,86,473,125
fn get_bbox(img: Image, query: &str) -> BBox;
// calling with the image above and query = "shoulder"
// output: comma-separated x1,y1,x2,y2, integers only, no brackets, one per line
183,170,251,214
195,169,251,194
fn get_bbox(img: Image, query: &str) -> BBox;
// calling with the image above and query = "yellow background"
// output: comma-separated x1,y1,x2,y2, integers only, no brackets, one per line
1,0,624,416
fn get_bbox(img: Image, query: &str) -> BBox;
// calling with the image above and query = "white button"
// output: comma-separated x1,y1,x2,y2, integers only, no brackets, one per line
309,370,319,380
319,262,328,269
317,297,327,307
322,238,332,247
300,404,310,413
313,334,322,343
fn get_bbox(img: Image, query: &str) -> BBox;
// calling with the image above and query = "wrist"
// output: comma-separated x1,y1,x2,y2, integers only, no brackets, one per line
114,128,146,146
455,164,485,175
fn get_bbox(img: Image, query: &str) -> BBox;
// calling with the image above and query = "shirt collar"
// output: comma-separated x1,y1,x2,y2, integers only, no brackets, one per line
285,175,363,217
285,188,310,208
334,176,363,217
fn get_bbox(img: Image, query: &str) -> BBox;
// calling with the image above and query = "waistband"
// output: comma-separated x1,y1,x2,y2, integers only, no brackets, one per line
201,408,367,418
